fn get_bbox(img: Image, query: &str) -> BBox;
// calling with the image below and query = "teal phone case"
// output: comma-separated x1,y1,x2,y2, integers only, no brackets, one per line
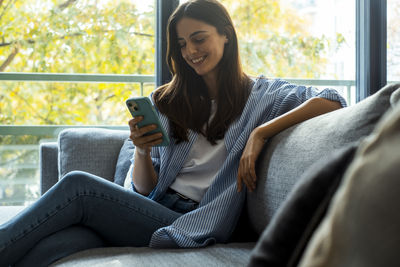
126,97,170,146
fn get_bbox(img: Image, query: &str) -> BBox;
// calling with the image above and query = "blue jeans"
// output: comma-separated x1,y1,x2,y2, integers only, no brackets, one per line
0,171,197,266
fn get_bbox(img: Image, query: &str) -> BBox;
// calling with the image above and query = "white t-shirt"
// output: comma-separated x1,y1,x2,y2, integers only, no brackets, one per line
170,100,227,202
169,133,226,202
124,135,227,201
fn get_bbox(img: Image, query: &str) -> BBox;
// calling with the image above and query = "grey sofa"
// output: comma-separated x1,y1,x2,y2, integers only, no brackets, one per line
1,83,399,266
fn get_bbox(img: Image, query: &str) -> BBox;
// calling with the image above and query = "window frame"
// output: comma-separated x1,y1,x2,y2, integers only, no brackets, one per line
356,0,387,101
0,0,390,101
156,0,179,87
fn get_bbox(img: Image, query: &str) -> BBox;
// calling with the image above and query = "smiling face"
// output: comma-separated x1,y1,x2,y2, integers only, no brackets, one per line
176,17,228,84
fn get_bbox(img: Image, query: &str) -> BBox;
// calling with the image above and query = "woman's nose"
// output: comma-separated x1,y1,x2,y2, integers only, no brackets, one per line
186,42,197,55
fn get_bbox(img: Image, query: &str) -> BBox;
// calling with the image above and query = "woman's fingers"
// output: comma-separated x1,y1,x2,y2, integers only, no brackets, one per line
128,116,143,131
237,162,244,192
237,156,257,192
244,158,256,192
132,124,157,139
128,117,163,150
132,132,163,147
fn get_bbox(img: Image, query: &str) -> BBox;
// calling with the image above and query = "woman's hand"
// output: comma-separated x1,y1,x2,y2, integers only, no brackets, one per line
128,116,163,156
237,127,265,192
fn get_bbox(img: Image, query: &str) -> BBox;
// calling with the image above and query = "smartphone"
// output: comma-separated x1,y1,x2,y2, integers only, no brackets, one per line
126,97,170,146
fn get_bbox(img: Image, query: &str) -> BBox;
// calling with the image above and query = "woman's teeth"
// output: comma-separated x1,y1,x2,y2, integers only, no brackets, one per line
192,56,205,64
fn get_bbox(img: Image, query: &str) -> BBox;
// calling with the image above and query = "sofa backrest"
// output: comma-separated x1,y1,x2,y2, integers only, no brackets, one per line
247,83,400,234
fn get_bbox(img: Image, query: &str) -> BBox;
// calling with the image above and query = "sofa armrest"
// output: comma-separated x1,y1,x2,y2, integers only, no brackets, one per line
39,142,59,195
57,128,130,183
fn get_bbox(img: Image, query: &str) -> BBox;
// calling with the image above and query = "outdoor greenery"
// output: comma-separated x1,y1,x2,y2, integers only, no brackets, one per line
223,0,345,78
0,0,346,126
0,0,155,126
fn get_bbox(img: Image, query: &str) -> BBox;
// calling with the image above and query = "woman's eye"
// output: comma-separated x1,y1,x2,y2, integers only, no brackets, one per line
179,43,186,48
194,38,205,43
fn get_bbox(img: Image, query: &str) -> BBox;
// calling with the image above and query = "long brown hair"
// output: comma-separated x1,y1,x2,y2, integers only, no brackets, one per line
153,0,251,144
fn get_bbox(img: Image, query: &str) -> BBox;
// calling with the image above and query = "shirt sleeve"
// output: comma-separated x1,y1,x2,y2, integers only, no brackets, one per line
150,179,246,248
270,79,347,118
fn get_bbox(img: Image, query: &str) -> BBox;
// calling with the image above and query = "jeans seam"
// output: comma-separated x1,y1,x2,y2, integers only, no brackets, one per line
78,191,175,226
1,193,81,250
2,191,172,251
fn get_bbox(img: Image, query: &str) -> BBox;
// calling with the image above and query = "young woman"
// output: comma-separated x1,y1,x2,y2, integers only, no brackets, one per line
0,0,346,265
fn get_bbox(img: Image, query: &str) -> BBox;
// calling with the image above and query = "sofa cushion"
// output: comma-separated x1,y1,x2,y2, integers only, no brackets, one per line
113,138,135,186
51,242,255,267
247,143,357,267
58,128,128,182
248,83,400,234
298,100,400,267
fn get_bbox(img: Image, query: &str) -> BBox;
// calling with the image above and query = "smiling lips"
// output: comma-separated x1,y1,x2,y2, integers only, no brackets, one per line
191,56,206,64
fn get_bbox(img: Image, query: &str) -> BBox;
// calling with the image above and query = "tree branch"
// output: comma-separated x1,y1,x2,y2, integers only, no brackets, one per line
58,0,78,11
6,88,55,124
0,46,18,72
0,0,15,23
0,30,153,47
0,39,34,47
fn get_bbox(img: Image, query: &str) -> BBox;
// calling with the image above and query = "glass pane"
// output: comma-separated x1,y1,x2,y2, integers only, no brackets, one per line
0,0,155,75
0,81,155,126
180,0,356,105
0,134,43,206
387,0,400,83
0,0,156,206
0,79,154,206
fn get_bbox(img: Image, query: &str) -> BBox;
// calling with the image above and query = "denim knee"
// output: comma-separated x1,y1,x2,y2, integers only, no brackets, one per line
53,170,97,197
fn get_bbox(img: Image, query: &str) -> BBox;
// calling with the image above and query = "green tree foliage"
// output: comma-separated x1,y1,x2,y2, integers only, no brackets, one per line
221,0,344,78
0,0,155,126
0,0,346,126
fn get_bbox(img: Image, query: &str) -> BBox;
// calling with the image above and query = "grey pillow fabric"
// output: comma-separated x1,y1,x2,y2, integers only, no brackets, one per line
58,128,129,182
247,143,358,267
51,243,254,267
298,100,400,267
248,83,400,234
113,138,135,186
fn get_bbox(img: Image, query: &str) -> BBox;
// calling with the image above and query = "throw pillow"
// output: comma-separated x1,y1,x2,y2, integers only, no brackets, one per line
58,128,129,182
113,138,135,186
298,100,400,267
248,143,358,267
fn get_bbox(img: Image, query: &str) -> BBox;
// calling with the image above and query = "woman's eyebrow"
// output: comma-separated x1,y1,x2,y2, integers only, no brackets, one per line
178,30,208,40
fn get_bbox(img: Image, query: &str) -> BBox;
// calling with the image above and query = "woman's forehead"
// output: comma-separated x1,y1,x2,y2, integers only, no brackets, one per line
176,17,217,39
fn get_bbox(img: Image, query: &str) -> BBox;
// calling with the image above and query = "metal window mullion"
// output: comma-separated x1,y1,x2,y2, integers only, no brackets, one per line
356,0,387,101
0,72,154,83
156,0,179,87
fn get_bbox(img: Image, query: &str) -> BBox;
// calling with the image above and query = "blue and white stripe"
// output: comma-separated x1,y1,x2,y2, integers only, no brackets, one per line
130,76,347,248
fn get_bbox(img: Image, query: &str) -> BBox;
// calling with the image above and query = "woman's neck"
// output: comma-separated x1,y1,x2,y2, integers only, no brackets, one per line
202,74,218,100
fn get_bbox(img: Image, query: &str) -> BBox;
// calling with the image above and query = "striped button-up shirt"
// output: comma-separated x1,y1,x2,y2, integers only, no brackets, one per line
130,76,347,248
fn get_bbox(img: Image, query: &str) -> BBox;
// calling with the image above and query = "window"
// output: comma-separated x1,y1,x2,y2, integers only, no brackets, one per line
0,0,156,205
0,0,394,206
218,0,356,104
1,0,156,126
387,0,400,83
